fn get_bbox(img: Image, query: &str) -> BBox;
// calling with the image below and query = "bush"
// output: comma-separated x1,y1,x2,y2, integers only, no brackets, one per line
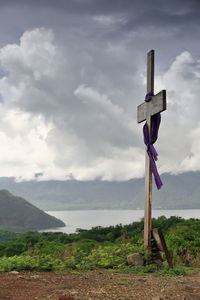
75,242,142,270
0,217,199,272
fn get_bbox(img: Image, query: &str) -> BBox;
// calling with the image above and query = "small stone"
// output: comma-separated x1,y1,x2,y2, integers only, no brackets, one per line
30,275,40,279
138,278,147,282
127,253,144,266
9,271,19,274
70,291,79,296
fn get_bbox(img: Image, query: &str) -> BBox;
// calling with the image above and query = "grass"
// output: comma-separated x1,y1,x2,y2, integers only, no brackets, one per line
116,263,199,276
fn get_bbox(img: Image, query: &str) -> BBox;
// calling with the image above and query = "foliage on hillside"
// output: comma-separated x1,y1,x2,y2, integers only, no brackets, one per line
0,216,199,274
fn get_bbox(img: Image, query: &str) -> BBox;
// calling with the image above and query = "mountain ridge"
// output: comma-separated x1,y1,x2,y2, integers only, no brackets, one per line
0,172,199,210
0,189,65,231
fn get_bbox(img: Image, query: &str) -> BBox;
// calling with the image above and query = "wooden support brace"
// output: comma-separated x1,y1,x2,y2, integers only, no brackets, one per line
152,228,173,268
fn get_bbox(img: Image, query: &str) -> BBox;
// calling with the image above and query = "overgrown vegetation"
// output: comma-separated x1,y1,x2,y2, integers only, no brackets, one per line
0,216,199,275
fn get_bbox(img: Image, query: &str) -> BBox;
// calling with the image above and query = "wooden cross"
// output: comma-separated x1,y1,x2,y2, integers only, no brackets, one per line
137,50,167,250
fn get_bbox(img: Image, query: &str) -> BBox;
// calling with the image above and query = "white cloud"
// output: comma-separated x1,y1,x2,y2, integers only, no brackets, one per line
0,28,143,181
93,15,127,28
0,109,54,180
156,51,200,174
0,28,200,181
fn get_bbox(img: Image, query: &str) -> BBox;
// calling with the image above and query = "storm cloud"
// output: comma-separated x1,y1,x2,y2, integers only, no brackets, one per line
0,0,199,181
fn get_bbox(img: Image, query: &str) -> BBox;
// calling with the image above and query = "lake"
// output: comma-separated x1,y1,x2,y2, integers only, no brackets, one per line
43,209,200,234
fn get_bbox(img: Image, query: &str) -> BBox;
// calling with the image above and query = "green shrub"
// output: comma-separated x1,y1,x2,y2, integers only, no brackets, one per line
0,256,39,272
0,217,199,272
75,242,142,270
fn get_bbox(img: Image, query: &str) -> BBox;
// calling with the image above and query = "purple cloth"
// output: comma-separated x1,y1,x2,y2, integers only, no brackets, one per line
143,93,163,189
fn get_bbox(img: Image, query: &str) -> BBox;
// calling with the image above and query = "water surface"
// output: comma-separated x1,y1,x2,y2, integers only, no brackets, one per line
43,209,200,233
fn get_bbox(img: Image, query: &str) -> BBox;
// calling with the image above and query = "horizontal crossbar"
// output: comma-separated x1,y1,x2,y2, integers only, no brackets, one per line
137,90,166,123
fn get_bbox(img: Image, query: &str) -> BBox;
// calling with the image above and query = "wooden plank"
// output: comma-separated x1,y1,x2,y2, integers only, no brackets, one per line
137,50,167,251
147,50,154,93
152,228,173,268
137,102,147,123
144,109,152,250
144,50,154,250
137,90,166,123
151,90,166,116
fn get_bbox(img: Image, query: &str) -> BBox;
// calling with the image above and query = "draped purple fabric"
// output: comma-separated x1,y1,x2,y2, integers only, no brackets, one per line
143,93,163,189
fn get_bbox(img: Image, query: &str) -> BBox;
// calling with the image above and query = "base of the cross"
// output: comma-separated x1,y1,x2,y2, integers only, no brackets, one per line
127,228,173,268
151,228,173,268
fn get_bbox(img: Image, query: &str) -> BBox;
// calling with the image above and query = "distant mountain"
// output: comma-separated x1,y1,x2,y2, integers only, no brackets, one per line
0,172,199,210
0,190,65,231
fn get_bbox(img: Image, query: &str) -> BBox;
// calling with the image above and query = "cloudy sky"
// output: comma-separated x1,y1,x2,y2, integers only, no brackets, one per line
0,0,199,181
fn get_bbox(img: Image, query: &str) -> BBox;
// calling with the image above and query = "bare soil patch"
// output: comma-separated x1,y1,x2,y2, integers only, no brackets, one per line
0,270,200,300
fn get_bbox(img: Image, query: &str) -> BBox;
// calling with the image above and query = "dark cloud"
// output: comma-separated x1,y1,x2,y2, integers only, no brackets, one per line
0,0,199,180
1,0,200,36
0,0,199,69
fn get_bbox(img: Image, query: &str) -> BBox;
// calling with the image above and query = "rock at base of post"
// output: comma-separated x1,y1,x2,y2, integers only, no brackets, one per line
127,253,144,266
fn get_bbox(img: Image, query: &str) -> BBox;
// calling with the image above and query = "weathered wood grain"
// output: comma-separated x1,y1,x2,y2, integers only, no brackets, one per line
151,90,166,116
144,50,154,250
137,50,167,250
152,228,173,268
137,90,166,123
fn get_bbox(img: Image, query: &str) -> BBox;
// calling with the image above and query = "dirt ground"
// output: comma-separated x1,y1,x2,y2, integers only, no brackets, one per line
0,270,200,300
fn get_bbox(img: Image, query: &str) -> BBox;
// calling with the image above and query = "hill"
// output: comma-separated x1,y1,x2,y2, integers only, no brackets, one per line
0,190,65,231
0,172,200,210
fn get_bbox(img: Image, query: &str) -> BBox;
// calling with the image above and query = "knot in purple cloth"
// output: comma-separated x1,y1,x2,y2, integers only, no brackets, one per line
143,92,163,189
145,92,154,102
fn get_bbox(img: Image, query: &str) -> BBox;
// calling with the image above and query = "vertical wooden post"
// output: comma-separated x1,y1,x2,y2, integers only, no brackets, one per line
144,50,154,250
